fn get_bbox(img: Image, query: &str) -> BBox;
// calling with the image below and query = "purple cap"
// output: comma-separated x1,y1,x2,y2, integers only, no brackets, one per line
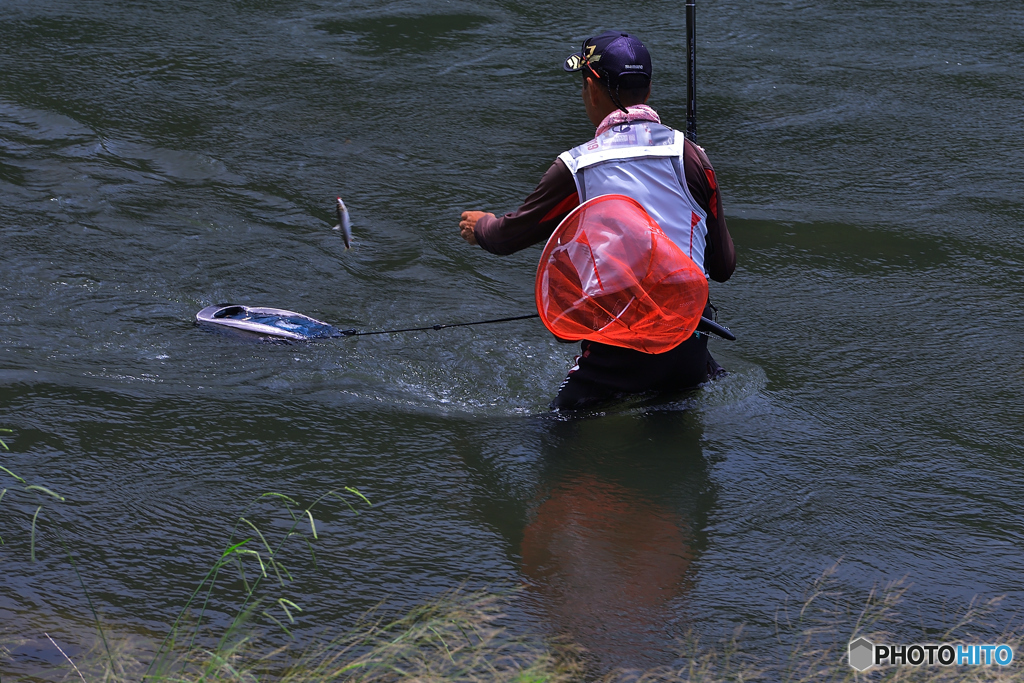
563,31,653,87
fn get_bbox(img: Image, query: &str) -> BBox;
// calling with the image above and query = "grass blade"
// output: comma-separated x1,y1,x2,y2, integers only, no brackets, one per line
51,517,115,677
277,597,302,623
344,486,372,507
262,611,294,639
30,505,42,562
220,538,252,559
235,548,267,578
304,509,318,539
239,517,274,555
45,632,87,683
26,484,66,502
0,465,25,483
259,492,298,506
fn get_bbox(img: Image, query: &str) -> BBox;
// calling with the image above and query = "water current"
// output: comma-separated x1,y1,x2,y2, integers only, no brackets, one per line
2,0,1023,676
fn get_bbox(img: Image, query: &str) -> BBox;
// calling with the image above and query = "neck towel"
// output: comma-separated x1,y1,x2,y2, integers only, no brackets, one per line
595,104,660,137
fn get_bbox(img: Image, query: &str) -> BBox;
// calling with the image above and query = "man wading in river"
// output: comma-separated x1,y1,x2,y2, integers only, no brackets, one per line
459,31,735,410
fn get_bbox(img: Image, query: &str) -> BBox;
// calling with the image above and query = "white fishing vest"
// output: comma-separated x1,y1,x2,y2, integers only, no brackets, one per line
558,121,709,273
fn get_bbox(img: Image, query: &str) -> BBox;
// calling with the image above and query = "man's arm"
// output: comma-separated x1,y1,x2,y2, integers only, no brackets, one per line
459,159,580,256
684,141,735,283
460,144,734,278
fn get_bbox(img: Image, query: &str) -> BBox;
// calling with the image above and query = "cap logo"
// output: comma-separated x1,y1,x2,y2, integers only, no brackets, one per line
565,54,583,70
625,64,643,69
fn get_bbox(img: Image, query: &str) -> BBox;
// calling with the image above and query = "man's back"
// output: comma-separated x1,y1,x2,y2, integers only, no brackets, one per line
560,120,713,274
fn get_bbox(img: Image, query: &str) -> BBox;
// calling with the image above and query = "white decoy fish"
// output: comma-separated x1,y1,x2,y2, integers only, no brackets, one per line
196,304,342,341
333,197,352,248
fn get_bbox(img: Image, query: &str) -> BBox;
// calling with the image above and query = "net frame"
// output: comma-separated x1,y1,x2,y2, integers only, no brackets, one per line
534,194,708,354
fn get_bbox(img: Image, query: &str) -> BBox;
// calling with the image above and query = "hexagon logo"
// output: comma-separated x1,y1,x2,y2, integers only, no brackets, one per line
849,637,875,671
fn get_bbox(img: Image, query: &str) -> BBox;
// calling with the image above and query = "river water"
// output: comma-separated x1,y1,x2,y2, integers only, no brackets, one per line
2,0,1023,676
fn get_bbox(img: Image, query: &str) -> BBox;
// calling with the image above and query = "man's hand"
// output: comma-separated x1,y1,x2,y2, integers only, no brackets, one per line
459,211,493,246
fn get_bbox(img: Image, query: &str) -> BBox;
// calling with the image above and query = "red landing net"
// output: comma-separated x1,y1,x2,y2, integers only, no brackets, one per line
535,194,708,355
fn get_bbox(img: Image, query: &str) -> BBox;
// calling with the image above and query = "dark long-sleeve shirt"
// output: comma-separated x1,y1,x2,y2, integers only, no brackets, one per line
474,138,736,283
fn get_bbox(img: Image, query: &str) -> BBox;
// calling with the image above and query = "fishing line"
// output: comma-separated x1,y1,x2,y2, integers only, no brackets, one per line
339,313,735,341
337,313,541,337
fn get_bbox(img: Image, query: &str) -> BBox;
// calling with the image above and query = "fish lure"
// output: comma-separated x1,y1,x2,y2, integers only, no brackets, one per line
333,197,352,248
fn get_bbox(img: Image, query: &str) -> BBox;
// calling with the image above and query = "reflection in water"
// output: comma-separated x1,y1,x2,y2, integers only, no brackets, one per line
516,408,715,669
521,474,695,663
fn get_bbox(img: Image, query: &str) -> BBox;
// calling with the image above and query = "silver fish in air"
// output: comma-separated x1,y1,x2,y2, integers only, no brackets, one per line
332,197,352,249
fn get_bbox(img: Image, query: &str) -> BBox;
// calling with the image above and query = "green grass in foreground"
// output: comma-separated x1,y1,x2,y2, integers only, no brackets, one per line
34,577,1024,683
3,429,1023,682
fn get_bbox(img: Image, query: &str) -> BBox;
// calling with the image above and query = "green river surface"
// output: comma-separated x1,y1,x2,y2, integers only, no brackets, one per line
1,0,1023,676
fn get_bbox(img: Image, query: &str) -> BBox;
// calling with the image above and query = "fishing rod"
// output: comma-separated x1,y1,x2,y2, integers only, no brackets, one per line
682,1,741,344
686,0,697,142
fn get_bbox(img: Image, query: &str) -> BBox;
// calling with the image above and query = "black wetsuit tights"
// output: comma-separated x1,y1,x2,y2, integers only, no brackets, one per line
550,304,725,410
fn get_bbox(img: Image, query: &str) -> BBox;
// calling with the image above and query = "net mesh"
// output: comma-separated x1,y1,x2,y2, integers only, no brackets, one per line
534,194,708,354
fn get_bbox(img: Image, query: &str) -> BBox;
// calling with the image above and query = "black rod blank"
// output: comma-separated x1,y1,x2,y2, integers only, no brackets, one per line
686,0,697,142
